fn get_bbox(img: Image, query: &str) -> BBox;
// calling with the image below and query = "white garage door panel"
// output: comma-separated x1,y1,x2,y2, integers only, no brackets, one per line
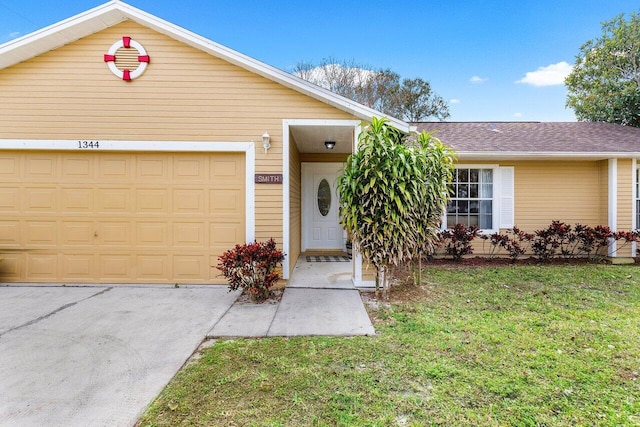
0,151,245,284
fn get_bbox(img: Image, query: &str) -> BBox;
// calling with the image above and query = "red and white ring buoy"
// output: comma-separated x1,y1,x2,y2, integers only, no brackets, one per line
103,36,150,81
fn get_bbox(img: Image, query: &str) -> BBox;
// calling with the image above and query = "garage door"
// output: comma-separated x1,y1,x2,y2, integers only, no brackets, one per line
0,151,245,284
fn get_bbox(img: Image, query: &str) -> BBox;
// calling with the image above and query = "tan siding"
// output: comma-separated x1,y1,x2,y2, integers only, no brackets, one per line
616,159,634,256
617,159,633,230
510,161,604,230
0,20,358,251
446,160,619,257
456,160,604,232
599,160,609,227
289,138,302,274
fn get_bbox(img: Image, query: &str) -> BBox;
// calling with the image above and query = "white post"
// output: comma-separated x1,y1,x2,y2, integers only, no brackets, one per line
608,158,618,256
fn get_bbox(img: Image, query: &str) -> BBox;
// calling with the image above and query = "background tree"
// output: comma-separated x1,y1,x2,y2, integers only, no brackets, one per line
293,58,450,121
336,118,455,297
565,11,640,127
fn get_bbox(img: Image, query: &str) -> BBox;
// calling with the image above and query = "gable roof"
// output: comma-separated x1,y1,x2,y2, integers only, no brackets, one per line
0,1,410,132
414,122,640,159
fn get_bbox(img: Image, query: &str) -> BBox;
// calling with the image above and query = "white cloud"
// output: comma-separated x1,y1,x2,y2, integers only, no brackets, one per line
450,98,461,104
513,112,523,118
516,61,572,87
8,31,20,39
470,76,488,84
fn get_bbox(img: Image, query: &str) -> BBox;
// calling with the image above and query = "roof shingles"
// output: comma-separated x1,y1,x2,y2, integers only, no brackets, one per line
413,122,640,154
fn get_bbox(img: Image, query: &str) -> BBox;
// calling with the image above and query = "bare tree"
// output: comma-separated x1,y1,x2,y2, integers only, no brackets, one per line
293,58,449,122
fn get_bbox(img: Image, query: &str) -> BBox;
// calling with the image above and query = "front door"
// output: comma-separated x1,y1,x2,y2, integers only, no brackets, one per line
302,163,343,251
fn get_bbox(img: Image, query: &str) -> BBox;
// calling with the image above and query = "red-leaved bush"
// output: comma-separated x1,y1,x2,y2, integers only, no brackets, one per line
481,226,533,262
440,223,480,261
217,239,285,303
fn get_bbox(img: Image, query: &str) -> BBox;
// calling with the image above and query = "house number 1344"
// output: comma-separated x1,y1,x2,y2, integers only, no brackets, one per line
78,141,100,148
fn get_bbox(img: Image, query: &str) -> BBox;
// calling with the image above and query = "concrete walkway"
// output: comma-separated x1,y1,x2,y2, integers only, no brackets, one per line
208,287,375,337
209,257,376,337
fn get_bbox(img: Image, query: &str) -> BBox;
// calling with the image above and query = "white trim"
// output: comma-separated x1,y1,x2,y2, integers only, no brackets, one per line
283,119,361,282
451,163,500,169
245,144,256,243
445,164,500,233
0,139,253,152
633,159,638,255
352,124,363,287
282,121,290,279
456,152,640,161
0,138,256,243
608,159,618,256
283,119,361,128
0,1,410,132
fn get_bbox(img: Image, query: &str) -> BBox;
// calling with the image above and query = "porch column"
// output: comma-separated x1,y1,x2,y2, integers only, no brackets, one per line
608,158,617,256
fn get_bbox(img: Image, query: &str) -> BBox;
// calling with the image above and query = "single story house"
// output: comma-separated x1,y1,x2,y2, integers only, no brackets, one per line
0,2,638,286
416,122,640,258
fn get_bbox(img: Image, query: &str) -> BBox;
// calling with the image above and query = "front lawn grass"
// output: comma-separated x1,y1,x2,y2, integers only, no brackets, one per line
138,265,640,426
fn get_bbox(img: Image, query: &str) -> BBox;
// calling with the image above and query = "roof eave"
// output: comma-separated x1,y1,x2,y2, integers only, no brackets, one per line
457,151,640,161
0,1,410,132
0,1,126,68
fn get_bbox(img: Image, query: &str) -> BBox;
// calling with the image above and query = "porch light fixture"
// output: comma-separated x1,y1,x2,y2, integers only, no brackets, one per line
262,132,271,154
324,140,336,150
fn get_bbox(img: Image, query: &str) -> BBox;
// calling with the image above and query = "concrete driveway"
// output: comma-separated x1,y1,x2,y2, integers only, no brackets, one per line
0,284,238,427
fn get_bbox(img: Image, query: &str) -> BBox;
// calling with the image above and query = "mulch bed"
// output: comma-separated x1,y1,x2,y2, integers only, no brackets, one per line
235,288,284,304
422,256,637,268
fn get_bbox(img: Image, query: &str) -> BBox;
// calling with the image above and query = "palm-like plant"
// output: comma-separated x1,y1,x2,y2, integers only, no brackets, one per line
337,117,455,297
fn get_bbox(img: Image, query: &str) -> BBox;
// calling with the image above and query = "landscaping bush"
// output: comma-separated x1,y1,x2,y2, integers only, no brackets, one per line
481,226,533,262
439,223,480,261
216,239,285,303
434,221,640,263
612,229,640,256
531,220,573,261
573,224,612,258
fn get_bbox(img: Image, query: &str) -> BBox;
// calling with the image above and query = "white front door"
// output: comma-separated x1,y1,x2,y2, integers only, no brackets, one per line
302,163,344,251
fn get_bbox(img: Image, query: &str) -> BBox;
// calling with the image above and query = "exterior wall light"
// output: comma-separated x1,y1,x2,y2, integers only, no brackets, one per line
324,141,336,150
262,132,271,154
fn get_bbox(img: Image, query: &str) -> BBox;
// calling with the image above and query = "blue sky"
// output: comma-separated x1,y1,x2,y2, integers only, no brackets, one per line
1,0,638,122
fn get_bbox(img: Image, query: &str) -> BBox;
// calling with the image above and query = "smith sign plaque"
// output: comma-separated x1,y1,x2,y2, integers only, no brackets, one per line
254,173,283,184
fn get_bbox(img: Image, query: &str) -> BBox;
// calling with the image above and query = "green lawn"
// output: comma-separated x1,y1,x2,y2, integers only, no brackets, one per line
138,265,640,426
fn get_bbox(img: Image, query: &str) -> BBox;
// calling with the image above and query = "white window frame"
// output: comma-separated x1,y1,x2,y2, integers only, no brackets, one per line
443,164,501,234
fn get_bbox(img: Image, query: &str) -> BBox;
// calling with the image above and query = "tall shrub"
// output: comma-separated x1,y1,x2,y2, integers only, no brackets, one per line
337,117,455,297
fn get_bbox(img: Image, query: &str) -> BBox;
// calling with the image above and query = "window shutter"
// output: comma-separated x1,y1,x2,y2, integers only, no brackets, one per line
499,166,514,229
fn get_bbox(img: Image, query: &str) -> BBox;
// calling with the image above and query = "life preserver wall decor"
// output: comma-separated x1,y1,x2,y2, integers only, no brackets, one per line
103,36,150,81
